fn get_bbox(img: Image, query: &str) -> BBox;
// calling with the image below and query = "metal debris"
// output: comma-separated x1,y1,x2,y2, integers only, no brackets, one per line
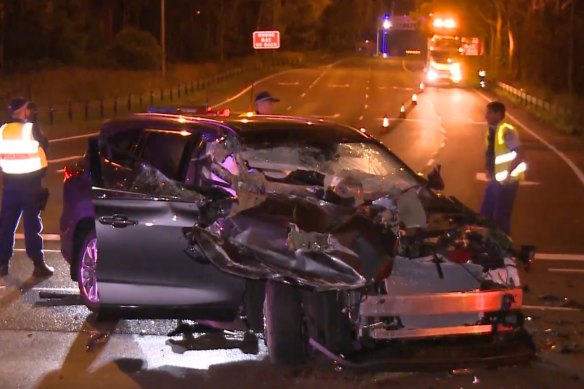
86,331,111,352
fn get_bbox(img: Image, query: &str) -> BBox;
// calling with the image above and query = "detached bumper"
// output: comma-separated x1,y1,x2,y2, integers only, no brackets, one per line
361,288,523,340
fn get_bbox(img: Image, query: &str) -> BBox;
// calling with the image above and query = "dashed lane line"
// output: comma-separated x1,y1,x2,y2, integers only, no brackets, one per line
523,305,582,312
475,172,540,186
535,253,584,261
547,268,584,274
15,233,60,241
48,155,82,164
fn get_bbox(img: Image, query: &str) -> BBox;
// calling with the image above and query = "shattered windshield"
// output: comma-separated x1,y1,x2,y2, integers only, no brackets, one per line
240,141,418,192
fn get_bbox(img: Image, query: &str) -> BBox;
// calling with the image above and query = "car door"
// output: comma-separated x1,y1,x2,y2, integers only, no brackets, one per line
91,126,244,311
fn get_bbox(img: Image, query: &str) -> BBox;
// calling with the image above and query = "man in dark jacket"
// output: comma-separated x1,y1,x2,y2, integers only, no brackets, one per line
0,98,53,277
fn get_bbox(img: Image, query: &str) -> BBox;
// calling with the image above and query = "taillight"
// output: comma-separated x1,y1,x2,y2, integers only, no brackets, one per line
63,166,81,182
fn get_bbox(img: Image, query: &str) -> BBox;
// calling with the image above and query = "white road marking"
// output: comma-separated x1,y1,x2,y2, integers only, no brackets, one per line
548,268,584,274
301,93,306,98
14,249,61,254
426,159,435,167
365,86,369,91
277,81,299,86
358,115,364,121
16,233,60,241
522,305,582,312
49,132,98,143
392,86,414,91
535,253,584,261
287,106,292,111
212,59,346,109
364,104,368,109
211,68,300,109
468,119,488,125
55,168,65,173
475,90,584,186
328,83,350,88
376,117,433,123
401,60,414,73
378,86,386,90
365,94,369,99
309,114,341,119
48,155,82,164
475,172,541,186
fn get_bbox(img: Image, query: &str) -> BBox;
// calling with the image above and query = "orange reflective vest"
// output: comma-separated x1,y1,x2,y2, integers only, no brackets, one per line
0,122,48,174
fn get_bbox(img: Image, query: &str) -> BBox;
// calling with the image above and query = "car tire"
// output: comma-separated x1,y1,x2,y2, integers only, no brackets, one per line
264,281,308,365
76,228,100,312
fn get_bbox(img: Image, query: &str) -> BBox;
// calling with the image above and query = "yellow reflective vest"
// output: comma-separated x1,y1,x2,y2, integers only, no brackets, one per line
486,122,526,182
0,122,48,174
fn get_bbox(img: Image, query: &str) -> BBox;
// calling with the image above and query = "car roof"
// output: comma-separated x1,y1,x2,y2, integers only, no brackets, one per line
100,113,374,144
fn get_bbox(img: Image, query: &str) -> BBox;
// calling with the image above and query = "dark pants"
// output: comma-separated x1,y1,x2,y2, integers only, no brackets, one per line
479,180,519,235
0,189,44,266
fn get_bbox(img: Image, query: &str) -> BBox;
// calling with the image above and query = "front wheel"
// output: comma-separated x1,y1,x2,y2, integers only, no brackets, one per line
76,229,100,312
264,281,308,365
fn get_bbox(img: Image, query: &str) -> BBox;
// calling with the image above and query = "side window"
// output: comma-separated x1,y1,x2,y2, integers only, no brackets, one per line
140,131,191,182
104,129,142,166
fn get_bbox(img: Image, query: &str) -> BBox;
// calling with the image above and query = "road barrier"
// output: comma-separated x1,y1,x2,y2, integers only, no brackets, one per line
17,57,305,126
496,81,583,135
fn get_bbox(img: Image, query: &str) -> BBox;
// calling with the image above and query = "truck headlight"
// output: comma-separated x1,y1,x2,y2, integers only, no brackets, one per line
427,69,438,81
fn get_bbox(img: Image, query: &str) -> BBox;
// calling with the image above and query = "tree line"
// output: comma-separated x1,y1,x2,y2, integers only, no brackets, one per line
418,0,584,98
0,0,394,71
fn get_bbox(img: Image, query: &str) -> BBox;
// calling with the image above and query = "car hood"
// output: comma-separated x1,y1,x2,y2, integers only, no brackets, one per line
186,135,517,291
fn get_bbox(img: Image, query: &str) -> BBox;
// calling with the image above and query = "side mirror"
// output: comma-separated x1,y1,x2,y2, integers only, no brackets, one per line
427,164,445,190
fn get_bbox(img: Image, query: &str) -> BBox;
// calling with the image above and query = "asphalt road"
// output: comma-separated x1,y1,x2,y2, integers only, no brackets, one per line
1,57,584,388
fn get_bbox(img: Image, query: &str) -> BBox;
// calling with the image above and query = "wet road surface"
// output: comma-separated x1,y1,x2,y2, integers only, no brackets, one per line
1,57,584,388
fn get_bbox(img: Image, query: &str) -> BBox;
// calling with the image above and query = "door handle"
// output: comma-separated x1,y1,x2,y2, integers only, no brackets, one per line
98,214,138,228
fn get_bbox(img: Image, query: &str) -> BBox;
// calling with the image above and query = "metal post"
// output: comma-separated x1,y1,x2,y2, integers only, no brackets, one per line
161,0,166,79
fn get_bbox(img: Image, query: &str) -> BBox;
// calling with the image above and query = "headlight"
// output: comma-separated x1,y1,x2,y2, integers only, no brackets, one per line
427,69,438,81
450,64,462,82
478,70,486,77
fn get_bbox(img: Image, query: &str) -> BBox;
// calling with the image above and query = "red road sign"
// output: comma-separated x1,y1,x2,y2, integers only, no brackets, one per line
253,31,280,50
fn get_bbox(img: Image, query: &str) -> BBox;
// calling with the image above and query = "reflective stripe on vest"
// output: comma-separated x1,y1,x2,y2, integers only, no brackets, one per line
0,122,47,174
490,122,526,182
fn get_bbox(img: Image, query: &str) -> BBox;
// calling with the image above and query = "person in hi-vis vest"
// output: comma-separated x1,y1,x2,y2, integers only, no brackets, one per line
0,98,53,278
479,101,527,235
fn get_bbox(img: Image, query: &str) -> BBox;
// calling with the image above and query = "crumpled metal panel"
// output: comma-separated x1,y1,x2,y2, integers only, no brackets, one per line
189,193,397,290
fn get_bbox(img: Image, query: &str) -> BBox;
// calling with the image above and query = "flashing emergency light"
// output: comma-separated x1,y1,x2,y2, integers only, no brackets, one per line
383,19,392,30
427,69,438,81
433,17,456,29
478,70,487,78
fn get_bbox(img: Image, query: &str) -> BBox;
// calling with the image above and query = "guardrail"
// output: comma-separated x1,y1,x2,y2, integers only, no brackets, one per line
19,57,304,126
496,81,583,134
497,81,574,118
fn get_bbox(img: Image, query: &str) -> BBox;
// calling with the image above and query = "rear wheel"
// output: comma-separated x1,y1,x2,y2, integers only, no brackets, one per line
76,229,100,312
264,281,308,365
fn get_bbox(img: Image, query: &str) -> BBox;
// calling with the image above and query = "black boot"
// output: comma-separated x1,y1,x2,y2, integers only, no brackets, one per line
32,259,54,278
0,264,8,277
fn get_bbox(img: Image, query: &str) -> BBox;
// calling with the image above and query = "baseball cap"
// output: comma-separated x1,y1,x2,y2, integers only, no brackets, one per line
8,98,36,114
255,91,279,104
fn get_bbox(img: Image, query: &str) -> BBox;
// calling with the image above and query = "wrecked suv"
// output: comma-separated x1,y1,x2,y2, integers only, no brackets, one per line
61,113,533,366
